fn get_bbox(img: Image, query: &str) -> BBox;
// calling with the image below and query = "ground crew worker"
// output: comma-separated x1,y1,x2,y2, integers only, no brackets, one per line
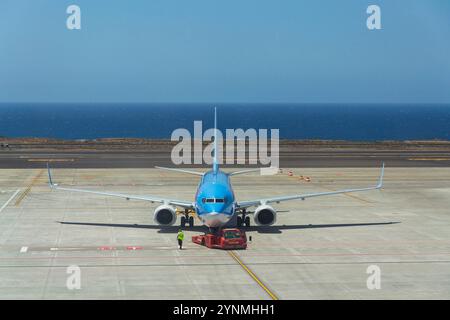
177,229,184,249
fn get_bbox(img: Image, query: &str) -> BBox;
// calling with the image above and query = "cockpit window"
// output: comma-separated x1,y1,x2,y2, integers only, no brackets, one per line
202,198,225,203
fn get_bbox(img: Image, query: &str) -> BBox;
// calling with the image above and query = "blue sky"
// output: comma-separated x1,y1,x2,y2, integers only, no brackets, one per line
1,0,449,103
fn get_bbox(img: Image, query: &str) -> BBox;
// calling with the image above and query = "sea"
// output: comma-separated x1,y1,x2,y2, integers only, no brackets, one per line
0,103,449,141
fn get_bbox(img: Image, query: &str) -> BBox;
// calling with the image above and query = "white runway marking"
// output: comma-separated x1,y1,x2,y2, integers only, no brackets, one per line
20,247,28,253
0,189,20,214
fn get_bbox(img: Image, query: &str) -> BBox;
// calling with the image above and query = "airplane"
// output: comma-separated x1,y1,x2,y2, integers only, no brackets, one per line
47,108,384,229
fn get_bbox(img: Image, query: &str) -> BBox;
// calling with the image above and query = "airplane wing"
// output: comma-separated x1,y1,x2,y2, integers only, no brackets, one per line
237,163,384,209
47,164,194,209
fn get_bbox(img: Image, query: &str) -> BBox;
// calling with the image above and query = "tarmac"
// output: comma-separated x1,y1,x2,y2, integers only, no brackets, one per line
1,140,450,168
0,165,449,299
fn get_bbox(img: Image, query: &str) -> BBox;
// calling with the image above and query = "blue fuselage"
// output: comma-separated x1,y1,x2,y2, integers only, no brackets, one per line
195,170,235,227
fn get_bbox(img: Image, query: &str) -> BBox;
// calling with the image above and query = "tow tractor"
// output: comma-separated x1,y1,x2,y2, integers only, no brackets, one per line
192,228,247,250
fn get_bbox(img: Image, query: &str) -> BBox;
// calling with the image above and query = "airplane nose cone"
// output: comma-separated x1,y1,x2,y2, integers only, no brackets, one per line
201,212,231,227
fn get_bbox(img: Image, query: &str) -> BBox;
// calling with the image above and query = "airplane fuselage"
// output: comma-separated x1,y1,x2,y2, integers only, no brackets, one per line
195,170,235,228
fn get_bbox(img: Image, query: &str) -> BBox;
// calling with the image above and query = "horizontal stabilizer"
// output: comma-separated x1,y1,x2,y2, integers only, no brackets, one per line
228,168,262,176
229,167,278,176
154,166,204,176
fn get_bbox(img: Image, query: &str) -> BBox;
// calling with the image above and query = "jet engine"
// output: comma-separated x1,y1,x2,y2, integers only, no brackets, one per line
153,205,177,226
253,205,277,226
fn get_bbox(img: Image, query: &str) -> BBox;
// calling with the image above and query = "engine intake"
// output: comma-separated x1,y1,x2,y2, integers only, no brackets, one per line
153,205,177,226
254,205,277,226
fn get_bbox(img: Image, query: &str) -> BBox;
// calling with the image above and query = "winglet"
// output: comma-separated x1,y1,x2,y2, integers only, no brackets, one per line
47,163,54,187
376,162,385,189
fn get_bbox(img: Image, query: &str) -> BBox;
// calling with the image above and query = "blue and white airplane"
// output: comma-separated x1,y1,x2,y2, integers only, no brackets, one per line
47,109,384,229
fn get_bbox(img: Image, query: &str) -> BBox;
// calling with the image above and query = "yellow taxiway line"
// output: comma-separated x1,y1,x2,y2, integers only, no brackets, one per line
228,250,279,300
15,169,44,206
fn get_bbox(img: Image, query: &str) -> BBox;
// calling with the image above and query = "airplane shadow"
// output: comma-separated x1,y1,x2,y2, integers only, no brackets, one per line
57,221,400,234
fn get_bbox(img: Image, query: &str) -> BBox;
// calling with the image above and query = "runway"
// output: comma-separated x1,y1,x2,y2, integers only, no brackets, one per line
0,166,449,299
1,144,450,168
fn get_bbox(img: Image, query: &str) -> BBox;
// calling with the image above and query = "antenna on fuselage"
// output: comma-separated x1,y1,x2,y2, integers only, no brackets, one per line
213,107,219,174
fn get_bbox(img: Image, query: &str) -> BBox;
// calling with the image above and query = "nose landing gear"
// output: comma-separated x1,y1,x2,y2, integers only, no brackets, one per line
237,209,251,227
179,209,195,228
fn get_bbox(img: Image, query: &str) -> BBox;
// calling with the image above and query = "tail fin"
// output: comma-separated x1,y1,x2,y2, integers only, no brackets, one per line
213,107,219,174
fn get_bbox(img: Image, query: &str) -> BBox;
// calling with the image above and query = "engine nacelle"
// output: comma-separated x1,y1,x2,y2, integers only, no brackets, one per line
153,205,177,226
253,205,277,226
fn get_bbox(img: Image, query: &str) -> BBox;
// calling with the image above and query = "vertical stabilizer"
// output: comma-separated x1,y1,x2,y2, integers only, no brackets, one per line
213,107,219,173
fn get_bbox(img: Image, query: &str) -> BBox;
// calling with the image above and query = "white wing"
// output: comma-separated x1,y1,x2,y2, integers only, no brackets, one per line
47,165,193,209
237,163,384,209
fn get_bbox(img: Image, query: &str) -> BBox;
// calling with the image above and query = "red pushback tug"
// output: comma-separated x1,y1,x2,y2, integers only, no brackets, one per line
192,228,247,250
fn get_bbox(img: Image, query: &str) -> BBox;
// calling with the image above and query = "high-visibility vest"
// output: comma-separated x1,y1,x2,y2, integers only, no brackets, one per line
177,232,184,241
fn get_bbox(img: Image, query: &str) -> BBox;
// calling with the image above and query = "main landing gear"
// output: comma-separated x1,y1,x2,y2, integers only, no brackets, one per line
179,209,195,228
236,209,251,227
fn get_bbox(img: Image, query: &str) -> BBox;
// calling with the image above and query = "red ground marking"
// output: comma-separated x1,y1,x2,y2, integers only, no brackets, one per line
98,246,115,251
126,246,143,250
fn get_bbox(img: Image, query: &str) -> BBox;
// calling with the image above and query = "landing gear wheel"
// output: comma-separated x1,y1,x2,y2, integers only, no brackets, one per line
188,216,194,228
237,216,243,227
180,216,186,228
244,216,251,227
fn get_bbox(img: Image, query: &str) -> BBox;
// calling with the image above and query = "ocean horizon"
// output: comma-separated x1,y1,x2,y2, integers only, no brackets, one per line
0,103,449,141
